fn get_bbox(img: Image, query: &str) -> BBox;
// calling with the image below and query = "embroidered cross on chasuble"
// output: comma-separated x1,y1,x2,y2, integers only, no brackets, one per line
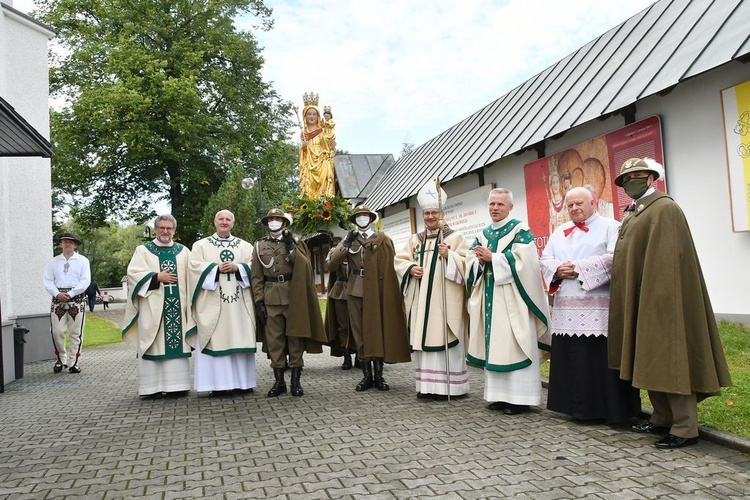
144,241,185,360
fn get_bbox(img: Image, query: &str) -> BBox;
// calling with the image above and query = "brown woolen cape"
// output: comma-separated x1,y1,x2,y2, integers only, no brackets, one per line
324,262,352,357
256,238,329,354
607,192,731,399
361,232,411,363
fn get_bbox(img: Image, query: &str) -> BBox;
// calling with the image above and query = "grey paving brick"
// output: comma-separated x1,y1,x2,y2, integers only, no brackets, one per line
2,309,750,500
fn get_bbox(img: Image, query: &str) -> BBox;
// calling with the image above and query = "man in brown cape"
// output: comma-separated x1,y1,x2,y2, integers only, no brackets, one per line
251,208,327,397
325,237,357,369
608,157,732,449
328,205,411,392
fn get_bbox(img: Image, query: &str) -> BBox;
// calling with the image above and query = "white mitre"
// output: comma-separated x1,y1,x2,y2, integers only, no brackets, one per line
417,180,447,211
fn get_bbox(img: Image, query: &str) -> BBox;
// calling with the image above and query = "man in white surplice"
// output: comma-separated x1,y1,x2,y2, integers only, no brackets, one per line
466,188,551,415
188,210,257,396
394,181,470,399
124,215,194,398
540,187,640,423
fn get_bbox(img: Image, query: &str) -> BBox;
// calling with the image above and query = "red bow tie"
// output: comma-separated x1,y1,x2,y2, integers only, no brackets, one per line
563,221,589,237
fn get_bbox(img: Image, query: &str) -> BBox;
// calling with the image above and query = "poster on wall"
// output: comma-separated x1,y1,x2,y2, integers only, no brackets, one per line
379,184,494,249
430,184,494,243
720,79,750,232
523,115,665,254
379,208,416,251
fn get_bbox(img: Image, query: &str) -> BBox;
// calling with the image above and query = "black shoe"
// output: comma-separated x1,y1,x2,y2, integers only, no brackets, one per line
341,352,353,370
488,401,508,411
232,388,254,395
140,392,164,400
290,367,304,397
356,361,374,391
53,361,66,373
69,365,81,374
502,404,529,415
165,390,189,398
654,434,698,449
631,422,670,434
372,360,389,391
209,390,230,398
267,368,287,397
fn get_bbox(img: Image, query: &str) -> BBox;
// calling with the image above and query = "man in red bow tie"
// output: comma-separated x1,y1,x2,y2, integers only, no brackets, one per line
540,187,641,424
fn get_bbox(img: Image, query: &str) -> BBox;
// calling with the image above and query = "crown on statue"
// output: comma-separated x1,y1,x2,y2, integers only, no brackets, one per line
323,106,331,113
303,92,319,107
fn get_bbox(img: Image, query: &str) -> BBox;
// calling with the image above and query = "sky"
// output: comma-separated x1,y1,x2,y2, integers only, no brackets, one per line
13,0,656,159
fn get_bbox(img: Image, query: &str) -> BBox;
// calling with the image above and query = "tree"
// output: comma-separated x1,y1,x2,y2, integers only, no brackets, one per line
39,0,292,245
55,221,146,287
200,140,299,242
399,141,415,159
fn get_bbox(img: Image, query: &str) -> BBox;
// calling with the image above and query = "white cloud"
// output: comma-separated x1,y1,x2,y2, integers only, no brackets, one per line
13,0,657,157
252,0,656,157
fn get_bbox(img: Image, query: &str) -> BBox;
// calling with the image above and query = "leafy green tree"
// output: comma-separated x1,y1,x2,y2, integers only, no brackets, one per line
200,140,299,242
39,0,292,244
56,222,146,287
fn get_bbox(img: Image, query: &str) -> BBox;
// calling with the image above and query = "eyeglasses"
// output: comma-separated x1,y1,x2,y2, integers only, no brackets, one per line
156,226,175,232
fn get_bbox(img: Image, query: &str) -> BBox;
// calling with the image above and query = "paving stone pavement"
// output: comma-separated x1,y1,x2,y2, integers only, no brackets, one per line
1,304,749,499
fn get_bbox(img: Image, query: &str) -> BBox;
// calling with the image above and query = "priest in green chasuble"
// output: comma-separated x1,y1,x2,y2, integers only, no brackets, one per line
188,210,257,396
123,214,194,398
466,188,551,415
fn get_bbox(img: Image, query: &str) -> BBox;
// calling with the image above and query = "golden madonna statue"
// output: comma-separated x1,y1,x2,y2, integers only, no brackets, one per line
298,92,336,199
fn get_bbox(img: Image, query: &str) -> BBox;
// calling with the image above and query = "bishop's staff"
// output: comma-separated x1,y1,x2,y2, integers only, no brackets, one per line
435,176,451,401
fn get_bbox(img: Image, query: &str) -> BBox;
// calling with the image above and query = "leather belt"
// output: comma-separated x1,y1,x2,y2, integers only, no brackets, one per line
350,269,365,277
264,274,292,283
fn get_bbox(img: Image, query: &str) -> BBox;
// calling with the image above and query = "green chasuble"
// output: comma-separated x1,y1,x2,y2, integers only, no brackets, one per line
123,241,194,360
466,220,550,372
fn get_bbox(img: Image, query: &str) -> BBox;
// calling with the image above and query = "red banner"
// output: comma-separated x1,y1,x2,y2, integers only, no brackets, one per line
524,116,665,254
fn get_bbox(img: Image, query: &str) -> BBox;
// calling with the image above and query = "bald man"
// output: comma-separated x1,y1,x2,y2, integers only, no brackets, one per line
188,210,258,397
541,187,640,423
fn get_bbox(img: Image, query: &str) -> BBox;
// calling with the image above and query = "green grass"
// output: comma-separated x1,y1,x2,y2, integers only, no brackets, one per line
83,316,123,348
541,321,750,439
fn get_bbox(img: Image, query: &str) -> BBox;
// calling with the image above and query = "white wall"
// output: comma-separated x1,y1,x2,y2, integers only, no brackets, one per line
1,6,56,369
379,60,750,320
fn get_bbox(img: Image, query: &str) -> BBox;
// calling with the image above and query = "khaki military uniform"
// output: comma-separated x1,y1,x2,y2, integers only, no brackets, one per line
251,237,304,369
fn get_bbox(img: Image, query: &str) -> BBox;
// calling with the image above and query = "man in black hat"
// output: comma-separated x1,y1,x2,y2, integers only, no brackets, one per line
43,232,91,373
251,208,327,397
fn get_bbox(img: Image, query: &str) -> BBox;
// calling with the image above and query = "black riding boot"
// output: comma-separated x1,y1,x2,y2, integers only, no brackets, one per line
267,368,287,397
356,361,374,391
373,360,390,390
341,349,353,370
290,367,304,397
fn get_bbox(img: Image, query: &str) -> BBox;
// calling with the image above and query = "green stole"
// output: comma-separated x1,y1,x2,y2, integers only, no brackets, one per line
414,233,459,352
143,241,187,360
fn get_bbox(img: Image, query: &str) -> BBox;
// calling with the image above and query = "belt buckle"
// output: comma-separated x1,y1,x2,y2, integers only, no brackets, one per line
357,269,365,277
277,275,286,283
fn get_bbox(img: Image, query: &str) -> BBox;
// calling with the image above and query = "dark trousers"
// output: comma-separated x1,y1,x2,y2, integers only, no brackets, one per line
87,296,96,312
